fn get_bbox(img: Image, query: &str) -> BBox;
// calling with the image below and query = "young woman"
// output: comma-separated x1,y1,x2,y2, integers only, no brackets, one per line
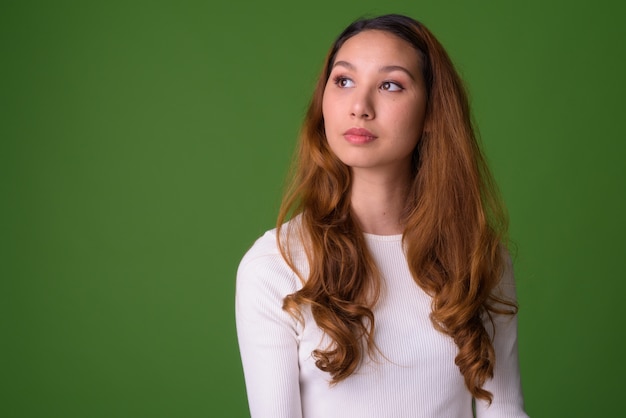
236,14,528,418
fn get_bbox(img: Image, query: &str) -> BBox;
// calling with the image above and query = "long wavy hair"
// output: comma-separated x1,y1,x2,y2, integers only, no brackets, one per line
276,14,516,403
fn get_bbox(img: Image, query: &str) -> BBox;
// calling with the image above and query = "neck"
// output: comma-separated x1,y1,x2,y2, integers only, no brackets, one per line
349,166,412,235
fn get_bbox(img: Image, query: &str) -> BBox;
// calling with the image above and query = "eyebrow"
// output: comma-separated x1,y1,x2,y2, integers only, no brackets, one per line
333,61,416,81
380,65,416,81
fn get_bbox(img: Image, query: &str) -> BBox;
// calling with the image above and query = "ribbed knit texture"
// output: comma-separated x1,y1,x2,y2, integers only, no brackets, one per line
236,226,528,418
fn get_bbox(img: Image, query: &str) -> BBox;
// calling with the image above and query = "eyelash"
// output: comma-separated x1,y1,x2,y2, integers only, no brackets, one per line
381,81,404,91
331,75,404,91
332,76,353,88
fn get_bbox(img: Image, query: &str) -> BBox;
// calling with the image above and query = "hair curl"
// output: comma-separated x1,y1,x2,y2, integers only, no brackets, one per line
276,14,516,403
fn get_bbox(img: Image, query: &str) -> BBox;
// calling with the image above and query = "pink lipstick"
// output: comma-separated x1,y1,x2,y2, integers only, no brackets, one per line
343,127,377,144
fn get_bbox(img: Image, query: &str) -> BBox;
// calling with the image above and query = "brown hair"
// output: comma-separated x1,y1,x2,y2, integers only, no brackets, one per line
276,14,516,403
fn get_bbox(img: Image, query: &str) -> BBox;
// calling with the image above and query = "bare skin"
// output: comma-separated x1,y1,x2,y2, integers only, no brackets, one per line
349,166,411,235
321,30,426,235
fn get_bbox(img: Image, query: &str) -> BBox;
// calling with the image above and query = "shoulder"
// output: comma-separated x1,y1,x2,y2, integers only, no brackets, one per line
484,246,519,327
495,246,517,297
237,228,288,287
236,219,306,297
238,228,282,269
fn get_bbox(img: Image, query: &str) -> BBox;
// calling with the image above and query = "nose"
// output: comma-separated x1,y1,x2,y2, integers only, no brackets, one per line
350,90,375,120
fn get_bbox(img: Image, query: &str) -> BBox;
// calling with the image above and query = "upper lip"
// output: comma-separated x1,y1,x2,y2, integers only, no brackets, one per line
343,127,376,137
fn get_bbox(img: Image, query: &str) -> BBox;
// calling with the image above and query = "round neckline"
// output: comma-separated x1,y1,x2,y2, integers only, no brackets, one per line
362,232,403,242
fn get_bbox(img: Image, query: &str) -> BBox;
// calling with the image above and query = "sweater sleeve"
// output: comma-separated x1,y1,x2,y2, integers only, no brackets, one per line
235,242,303,418
475,252,529,418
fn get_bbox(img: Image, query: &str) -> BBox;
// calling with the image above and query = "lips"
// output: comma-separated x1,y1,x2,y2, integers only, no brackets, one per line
343,127,377,144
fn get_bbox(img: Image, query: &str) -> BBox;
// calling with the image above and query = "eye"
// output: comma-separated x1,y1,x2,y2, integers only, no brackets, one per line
333,76,355,88
381,81,403,92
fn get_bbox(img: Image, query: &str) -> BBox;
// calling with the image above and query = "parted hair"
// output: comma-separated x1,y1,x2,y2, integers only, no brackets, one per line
276,14,516,403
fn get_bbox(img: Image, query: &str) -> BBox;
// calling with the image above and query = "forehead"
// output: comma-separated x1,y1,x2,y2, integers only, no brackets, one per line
333,30,421,70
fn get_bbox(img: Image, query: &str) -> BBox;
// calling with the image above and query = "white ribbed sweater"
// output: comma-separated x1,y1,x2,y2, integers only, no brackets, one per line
236,226,528,418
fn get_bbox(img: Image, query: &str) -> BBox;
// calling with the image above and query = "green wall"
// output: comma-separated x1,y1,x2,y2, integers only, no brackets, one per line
2,1,624,417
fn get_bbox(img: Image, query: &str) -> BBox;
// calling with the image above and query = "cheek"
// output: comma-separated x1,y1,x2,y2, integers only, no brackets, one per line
321,92,334,127
392,111,424,151
391,110,419,136
400,100,427,135
321,92,340,153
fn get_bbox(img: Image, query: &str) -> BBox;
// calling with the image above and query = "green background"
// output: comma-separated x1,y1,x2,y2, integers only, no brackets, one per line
1,0,624,417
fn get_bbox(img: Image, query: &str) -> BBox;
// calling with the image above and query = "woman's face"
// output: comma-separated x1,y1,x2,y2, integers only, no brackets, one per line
322,30,427,176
